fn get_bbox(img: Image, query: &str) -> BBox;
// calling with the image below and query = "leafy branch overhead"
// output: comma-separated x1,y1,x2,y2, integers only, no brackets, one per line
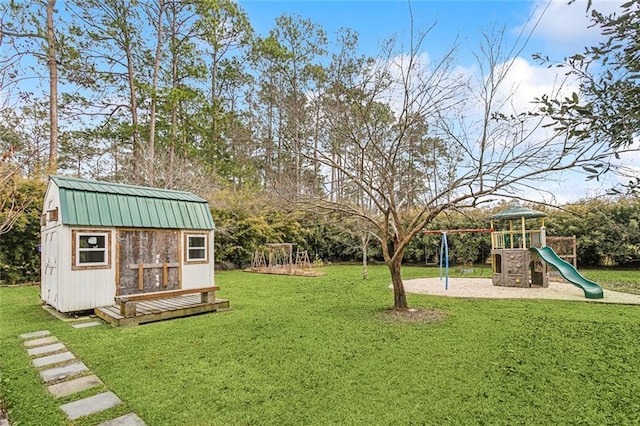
535,0,640,190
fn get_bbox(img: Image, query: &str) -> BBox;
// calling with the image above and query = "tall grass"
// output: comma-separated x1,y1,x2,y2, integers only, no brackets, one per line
1,265,639,425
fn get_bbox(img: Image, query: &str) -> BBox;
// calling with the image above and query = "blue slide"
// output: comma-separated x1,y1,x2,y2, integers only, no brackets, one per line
530,246,604,299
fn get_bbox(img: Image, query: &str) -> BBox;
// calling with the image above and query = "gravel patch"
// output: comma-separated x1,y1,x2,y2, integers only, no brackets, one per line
401,277,640,305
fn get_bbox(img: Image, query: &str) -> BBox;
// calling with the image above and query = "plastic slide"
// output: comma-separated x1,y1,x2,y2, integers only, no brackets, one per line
530,246,603,299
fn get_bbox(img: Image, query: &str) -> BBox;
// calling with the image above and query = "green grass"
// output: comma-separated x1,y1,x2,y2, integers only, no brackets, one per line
581,269,640,294
1,265,640,425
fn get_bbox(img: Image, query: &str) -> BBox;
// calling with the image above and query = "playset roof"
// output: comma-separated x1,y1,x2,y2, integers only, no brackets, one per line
487,205,547,220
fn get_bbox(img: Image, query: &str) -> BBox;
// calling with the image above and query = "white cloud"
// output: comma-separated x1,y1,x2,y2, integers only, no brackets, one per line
521,0,625,55
495,56,578,115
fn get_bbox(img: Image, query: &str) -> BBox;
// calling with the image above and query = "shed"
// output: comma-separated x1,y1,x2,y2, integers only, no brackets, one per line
41,176,216,313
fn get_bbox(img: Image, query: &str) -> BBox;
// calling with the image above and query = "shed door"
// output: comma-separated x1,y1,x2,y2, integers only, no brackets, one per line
41,229,58,305
117,230,181,295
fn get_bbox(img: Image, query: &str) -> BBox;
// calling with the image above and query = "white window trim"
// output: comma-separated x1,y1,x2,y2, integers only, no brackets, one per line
75,231,110,267
185,233,208,263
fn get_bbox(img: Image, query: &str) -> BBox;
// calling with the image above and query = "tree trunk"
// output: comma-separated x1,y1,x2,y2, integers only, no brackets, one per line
124,33,140,182
147,0,165,186
388,257,408,310
46,0,58,176
361,232,369,280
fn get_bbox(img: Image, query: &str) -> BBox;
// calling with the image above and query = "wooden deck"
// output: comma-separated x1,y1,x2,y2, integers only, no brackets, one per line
95,294,229,326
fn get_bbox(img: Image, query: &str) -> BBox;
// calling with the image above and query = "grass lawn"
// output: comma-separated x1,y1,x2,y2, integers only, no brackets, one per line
1,265,640,425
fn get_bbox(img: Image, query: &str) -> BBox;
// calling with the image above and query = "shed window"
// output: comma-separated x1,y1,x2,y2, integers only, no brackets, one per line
186,234,208,263
73,231,111,269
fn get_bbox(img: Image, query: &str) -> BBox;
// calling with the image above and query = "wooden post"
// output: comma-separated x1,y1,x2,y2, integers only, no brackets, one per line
138,264,144,290
163,262,168,287
490,220,495,249
521,216,526,249
201,290,215,304
120,301,137,317
509,220,514,248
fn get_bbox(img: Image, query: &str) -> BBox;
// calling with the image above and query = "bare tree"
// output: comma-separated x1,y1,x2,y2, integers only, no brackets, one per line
294,24,636,310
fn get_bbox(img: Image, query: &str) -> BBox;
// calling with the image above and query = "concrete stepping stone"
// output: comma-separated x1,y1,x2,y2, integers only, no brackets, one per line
19,330,51,339
72,321,101,329
33,351,76,368
28,342,66,357
39,361,88,383
23,336,58,348
47,374,102,398
60,391,121,420
98,412,147,426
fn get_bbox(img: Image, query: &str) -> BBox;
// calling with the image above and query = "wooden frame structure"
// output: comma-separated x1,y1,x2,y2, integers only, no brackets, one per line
249,243,320,276
546,236,577,268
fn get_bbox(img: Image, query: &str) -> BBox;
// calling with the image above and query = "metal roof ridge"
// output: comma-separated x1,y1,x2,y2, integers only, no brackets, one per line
50,175,206,202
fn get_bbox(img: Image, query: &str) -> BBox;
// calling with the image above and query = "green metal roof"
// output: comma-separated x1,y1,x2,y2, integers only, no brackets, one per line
50,176,215,230
488,205,547,220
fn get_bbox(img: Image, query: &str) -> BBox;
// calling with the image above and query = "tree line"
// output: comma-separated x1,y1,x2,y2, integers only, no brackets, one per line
1,178,638,284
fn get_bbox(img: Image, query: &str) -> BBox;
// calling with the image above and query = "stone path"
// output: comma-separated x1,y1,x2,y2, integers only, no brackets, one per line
17,329,146,426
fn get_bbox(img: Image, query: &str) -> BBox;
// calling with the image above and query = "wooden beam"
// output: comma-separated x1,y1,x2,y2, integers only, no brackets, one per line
163,262,168,287
128,262,179,270
115,286,220,303
138,264,144,291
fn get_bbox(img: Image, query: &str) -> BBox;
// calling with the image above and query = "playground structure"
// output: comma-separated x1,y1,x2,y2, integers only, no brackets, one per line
249,243,321,276
488,205,549,289
423,204,603,299
488,205,603,299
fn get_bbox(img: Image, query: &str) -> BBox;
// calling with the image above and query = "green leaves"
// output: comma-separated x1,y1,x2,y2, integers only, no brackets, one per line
0,178,45,284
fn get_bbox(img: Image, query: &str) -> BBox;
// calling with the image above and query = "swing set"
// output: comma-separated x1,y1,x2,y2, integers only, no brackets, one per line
422,228,494,290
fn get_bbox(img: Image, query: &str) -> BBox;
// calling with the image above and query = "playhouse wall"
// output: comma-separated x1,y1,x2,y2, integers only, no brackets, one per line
41,180,62,309
181,230,216,289
41,224,61,307
49,226,117,312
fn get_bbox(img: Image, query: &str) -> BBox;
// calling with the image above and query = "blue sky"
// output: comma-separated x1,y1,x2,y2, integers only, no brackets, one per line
238,0,633,203
237,0,606,66
237,0,638,203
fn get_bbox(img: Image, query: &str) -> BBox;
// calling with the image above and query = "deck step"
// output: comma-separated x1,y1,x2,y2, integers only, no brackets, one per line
95,294,229,326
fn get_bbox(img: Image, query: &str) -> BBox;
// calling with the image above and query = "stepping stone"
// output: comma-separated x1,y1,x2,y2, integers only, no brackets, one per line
28,342,66,357
47,374,102,398
39,361,88,383
98,412,147,426
72,321,101,329
19,330,50,339
60,391,121,420
24,336,58,348
33,351,76,368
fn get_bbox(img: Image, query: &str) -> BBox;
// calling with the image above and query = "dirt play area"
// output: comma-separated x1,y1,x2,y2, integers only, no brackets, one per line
400,277,640,305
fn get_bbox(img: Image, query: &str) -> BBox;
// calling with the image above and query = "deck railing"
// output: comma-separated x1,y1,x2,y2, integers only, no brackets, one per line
492,230,543,249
